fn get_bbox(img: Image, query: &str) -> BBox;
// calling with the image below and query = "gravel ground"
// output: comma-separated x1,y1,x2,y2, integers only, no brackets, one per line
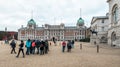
0,41,120,67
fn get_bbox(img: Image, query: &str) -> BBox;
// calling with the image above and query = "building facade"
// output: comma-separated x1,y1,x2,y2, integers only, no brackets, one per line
0,31,18,40
86,27,91,38
90,15,109,44
18,18,87,41
107,0,120,46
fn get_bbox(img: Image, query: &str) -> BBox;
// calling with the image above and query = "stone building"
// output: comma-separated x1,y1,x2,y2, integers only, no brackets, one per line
90,15,109,44
18,17,87,41
86,27,91,38
107,0,120,46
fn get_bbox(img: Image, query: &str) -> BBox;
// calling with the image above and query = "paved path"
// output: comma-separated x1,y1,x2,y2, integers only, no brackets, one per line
0,41,120,67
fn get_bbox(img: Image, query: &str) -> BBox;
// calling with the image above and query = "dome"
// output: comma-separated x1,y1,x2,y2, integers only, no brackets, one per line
77,17,84,26
28,19,36,25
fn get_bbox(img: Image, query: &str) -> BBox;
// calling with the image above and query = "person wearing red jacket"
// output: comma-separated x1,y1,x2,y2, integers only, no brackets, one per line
32,40,36,54
62,41,66,52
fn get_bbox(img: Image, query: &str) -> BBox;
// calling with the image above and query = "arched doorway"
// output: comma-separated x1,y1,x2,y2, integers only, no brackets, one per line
100,36,107,43
111,32,116,46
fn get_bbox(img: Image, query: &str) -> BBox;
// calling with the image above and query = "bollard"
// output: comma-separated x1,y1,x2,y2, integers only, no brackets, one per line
94,41,96,45
1,42,3,45
50,42,51,46
97,45,99,53
80,44,82,50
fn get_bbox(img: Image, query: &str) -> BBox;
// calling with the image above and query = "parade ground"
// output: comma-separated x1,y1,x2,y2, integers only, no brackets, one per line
0,41,120,67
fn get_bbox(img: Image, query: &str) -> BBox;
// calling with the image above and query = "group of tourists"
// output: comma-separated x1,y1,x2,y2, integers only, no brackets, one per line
10,39,75,58
10,39,49,58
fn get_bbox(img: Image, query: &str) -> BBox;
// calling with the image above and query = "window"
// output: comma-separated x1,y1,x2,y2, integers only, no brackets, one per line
102,27,104,31
102,20,104,23
112,5,119,23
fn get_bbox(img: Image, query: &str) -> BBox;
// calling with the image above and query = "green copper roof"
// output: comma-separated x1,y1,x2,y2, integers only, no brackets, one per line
28,19,36,25
77,17,84,26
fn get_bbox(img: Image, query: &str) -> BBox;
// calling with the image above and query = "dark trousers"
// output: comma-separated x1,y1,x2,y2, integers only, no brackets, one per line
32,47,35,54
26,47,30,55
40,50,44,55
16,49,25,57
62,46,65,52
48,46,49,51
30,47,32,54
11,47,16,54
40,47,44,55
67,46,71,52
45,46,48,54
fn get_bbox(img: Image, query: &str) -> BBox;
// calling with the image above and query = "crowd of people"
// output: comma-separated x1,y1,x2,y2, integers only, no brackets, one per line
10,39,49,58
10,39,75,58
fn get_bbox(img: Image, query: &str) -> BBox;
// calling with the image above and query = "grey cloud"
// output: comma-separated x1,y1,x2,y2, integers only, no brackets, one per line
0,0,108,31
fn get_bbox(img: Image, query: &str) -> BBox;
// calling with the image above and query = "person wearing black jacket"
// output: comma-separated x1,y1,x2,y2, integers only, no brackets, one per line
40,40,45,55
67,40,72,52
45,40,49,54
10,40,16,54
35,40,41,54
16,40,25,58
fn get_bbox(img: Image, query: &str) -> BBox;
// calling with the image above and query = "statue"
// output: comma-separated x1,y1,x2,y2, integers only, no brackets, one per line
90,30,98,36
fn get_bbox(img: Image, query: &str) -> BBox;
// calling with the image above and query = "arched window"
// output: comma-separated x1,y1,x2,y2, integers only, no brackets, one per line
112,4,119,23
111,32,116,41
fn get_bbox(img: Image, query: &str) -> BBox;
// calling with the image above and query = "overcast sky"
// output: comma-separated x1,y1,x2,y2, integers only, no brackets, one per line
0,0,108,31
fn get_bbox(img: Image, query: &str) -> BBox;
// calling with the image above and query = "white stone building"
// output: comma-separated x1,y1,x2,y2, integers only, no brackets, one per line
107,0,120,46
90,15,109,44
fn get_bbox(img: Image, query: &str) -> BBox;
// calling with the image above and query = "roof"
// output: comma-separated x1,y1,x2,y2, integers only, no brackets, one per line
28,19,36,25
65,26,76,29
35,27,44,30
107,0,111,2
77,17,84,25
91,16,108,24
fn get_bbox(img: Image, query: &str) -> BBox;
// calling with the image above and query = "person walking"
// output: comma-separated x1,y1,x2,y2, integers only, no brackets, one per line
32,40,36,54
35,40,41,54
67,40,72,52
26,39,31,55
40,40,45,55
45,40,49,54
16,40,25,58
10,40,16,54
62,41,66,52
